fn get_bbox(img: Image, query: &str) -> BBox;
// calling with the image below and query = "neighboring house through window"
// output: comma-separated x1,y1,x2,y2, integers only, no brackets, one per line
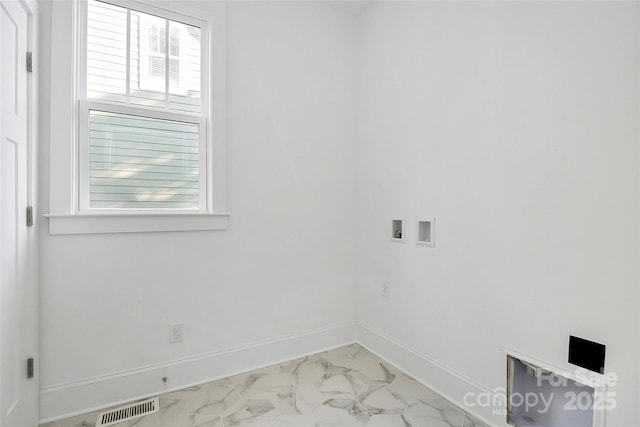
138,13,189,95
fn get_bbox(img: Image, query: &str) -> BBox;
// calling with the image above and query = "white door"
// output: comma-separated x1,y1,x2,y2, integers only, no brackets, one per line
0,0,38,426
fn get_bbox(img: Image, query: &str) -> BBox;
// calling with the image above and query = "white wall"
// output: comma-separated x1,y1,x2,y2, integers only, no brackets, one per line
38,0,359,414
357,2,640,426
38,1,640,425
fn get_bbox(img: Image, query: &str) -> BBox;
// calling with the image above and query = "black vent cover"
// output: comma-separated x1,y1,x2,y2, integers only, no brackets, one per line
568,335,605,374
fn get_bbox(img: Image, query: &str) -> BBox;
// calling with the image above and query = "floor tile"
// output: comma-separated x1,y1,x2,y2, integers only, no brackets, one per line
263,414,317,427
462,413,489,427
404,399,465,427
222,398,279,426
388,373,445,405
365,414,412,427
41,344,486,427
313,399,371,426
358,386,406,415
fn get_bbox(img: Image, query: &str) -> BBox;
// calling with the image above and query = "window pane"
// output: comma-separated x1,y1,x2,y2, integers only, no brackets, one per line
130,10,167,108
169,58,179,86
168,20,201,112
86,2,202,112
169,27,179,57
89,110,200,209
87,0,127,103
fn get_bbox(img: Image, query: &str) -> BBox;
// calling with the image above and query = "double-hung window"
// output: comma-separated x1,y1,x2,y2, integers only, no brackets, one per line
80,0,206,211
45,0,228,233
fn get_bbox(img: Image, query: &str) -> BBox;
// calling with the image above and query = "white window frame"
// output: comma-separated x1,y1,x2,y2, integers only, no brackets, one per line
45,0,228,234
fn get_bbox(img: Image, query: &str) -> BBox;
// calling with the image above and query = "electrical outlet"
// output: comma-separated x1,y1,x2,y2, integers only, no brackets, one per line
169,323,183,343
381,282,390,299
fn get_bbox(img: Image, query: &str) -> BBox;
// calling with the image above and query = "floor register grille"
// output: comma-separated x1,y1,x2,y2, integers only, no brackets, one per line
96,397,159,426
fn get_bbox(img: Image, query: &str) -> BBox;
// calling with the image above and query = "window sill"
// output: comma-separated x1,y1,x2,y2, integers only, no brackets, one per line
44,212,229,235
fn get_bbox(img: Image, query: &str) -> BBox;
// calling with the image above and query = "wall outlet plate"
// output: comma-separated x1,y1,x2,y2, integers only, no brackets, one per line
169,323,183,343
381,281,390,299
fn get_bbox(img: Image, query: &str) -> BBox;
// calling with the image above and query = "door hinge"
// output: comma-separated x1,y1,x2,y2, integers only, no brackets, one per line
26,206,33,227
26,52,33,72
27,358,34,379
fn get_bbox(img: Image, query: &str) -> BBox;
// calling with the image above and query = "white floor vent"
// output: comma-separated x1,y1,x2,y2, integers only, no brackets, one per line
96,397,159,426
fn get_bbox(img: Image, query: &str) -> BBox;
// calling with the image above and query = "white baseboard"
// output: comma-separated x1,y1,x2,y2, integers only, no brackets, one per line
357,323,506,427
39,322,358,424
40,322,508,426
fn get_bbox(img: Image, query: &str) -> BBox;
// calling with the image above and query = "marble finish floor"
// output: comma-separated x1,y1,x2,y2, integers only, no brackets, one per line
41,344,488,427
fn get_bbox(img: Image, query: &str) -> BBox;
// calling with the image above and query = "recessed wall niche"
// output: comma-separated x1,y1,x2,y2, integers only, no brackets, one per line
417,219,434,247
391,218,404,242
506,350,607,427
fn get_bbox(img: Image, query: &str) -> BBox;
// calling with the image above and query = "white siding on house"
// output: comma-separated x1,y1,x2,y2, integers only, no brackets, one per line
87,0,127,102
87,0,202,112
88,110,200,209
